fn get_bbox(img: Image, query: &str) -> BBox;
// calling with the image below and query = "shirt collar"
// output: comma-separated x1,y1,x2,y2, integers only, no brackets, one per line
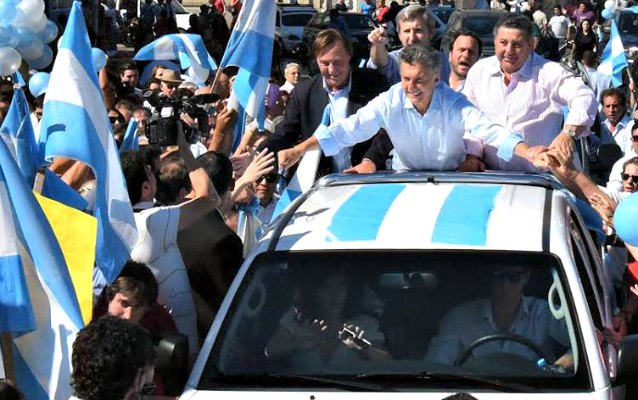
322,71,352,96
132,201,155,210
488,52,534,79
482,296,530,327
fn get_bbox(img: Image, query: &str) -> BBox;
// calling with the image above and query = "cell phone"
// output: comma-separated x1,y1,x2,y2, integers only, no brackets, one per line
340,327,371,348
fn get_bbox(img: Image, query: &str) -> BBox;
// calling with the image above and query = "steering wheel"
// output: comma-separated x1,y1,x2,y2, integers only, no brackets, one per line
454,333,553,366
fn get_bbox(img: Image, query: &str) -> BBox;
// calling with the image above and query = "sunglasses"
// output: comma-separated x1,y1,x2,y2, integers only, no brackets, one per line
621,173,638,184
492,270,526,283
109,116,124,124
631,136,638,142
258,174,278,183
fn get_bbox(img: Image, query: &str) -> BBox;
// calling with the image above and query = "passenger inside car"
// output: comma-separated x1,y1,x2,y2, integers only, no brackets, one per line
264,267,390,370
425,266,573,370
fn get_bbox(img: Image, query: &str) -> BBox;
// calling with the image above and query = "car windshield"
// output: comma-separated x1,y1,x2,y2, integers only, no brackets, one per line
463,15,503,37
282,13,315,26
343,13,376,29
171,0,186,13
200,251,590,391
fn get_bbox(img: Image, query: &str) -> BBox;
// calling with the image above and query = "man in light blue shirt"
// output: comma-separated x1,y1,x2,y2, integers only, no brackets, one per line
425,266,570,367
278,44,546,172
366,5,451,85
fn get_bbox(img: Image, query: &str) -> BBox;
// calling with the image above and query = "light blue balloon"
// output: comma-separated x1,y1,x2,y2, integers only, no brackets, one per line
601,9,613,19
0,0,18,25
614,192,638,246
28,71,49,97
39,20,58,44
26,45,52,70
17,26,35,48
1,25,19,48
91,47,107,72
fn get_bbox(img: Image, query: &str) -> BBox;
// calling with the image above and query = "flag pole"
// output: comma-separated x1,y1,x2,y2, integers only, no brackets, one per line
0,333,15,382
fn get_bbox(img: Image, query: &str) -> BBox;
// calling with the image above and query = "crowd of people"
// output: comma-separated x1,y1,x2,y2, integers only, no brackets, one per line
3,0,638,398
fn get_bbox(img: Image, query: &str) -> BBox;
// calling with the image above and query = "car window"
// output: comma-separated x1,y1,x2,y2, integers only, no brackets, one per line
619,12,638,34
462,14,504,37
282,13,315,26
276,11,281,27
171,0,186,14
432,8,453,24
200,250,590,391
343,13,376,29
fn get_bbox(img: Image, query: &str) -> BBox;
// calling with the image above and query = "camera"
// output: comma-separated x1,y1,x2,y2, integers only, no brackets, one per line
143,91,219,146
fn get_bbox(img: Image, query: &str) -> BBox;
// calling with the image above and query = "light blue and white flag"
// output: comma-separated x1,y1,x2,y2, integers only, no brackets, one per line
134,33,218,85
598,19,628,87
220,0,276,131
119,118,139,153
0,84,38,186
39,1,137,284
0,136,83,400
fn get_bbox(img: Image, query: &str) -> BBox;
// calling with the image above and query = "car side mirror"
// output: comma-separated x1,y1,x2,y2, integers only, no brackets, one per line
155,333,189,372
617,334,638,381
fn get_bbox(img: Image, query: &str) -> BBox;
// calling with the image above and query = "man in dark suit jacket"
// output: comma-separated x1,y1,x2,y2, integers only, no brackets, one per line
177,151,243,342
262,28,389,175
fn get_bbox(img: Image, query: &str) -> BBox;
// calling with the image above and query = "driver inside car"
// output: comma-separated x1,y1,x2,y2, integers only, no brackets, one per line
425,266,573,369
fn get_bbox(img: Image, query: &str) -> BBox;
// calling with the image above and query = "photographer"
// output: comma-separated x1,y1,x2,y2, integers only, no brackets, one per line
123,124,221,356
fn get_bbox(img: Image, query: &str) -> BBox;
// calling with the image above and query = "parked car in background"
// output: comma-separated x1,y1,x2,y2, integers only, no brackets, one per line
303,11,378,65
276,4,317,53
173,0,192,31
440,9,508,56
615,8,638,63
426,5,450,49
429,4,454,24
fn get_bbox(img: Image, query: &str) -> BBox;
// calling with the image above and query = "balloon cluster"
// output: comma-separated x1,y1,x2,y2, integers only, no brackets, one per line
614,192,638,247
0,0,59,76
601,0,617,20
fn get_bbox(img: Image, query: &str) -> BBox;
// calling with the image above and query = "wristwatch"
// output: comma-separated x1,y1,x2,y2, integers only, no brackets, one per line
563,126,578,139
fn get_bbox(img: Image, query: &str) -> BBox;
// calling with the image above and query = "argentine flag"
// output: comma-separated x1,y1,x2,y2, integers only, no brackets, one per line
0,137,83,400
598,19,628,87
220,0,276,130
134,33,218,86
39,1,137,283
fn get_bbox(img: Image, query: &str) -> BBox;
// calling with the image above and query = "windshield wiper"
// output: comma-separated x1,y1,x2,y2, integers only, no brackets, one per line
205,373,395,391
355,372,538,393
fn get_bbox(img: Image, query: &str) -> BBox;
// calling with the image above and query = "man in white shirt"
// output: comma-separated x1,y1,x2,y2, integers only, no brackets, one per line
462,14,597,172
581,50,610,103
607,124,638,193
278,44,546,172
599,88,634,155
447,30,481,92
123,129,220,354
280,62,301,93
547,6,570,45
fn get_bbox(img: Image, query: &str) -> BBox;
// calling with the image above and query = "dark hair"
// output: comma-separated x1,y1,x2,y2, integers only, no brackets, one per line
120,61,138,74
71,316,155,400
313,28,353,58
106,260,158,308
581,49,596,66
115,98,136,115
197,150,233,195
494,14,534,41
623,157,638,172
448,29,483,58
0,379,23,400
156,154,192,205
120,150,149,205
138,145,162,173
600,87,627,108
146,78,161,89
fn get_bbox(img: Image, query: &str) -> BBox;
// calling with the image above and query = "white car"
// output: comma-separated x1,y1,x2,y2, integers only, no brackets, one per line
172,0,192,31
276,4,317,52
181,172,638,399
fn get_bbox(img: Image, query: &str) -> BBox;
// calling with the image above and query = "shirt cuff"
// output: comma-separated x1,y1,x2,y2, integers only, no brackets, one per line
564,108,594,130
464,137,484,158
497,132,524,162
314,124,340,156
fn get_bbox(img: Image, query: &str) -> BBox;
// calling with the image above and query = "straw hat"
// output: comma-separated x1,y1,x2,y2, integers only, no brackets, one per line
160,70,184,84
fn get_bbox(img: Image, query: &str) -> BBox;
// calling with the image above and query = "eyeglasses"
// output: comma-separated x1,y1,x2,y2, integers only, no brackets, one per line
109,116,124,124
258,174,278,183
492,270,526,283
621,173,638,184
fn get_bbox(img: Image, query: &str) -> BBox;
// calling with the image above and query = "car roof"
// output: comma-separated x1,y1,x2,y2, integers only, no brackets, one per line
265,172,564,253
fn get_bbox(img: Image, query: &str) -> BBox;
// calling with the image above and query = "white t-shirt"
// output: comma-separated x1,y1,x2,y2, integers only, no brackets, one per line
548,15,570,38
130,205,199,354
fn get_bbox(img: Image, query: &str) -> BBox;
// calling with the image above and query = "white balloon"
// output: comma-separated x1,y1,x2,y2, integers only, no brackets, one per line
16,0,45,19
0,47,23,77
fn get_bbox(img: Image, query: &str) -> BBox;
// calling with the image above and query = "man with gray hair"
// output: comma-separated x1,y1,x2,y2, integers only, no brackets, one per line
280,62,301,93
367,5,450,85
279,44,546,172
